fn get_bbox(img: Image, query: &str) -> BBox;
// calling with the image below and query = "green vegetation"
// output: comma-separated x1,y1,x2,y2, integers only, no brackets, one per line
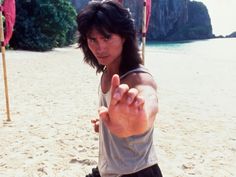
10,0,77,51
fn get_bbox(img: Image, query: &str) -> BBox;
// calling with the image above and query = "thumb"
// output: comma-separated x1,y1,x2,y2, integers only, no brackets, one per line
98,106,110,127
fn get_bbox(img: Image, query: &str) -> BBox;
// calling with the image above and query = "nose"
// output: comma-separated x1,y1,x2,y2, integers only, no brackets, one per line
95,40,106,54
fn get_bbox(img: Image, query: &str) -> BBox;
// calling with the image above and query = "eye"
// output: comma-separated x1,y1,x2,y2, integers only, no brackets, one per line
103,34,111,41
87,38,96,43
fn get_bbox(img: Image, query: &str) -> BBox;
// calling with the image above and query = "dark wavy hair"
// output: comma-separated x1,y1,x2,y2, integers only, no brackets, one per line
77,0,142,75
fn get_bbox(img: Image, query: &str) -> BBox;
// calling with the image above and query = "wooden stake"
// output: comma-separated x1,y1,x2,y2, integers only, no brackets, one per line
141,0,147,64
0,10,11,121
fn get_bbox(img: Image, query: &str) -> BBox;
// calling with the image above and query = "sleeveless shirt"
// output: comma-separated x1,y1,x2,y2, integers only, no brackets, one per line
98,66,158,177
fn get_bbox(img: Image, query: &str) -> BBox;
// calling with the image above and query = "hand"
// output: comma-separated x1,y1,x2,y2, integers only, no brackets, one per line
91,118,99,133
99,74,148,137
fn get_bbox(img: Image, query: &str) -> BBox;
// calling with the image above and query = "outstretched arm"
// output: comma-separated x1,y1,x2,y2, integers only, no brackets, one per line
99,74,158,138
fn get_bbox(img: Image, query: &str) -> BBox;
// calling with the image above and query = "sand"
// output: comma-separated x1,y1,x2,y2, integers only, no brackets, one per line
0,45,236,177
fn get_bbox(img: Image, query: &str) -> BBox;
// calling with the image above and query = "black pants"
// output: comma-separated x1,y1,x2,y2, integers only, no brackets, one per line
86,164,162,177
121,164,163,177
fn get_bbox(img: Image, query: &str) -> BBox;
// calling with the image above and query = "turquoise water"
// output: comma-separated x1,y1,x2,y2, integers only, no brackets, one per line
146,38,236,60
146,38,236,62
145,38,236,79
145,38,236,120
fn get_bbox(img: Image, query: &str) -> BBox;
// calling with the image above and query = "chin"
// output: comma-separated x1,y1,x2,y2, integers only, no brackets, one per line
98,59,109,66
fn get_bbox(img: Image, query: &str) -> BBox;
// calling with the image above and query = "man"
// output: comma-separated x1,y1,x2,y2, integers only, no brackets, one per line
77,1,162,176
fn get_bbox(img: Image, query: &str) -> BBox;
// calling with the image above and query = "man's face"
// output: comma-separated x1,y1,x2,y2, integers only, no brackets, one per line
87,29,125,67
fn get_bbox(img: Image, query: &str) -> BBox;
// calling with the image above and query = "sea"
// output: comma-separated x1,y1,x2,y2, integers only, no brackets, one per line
146,38,236,64
144,38,236,120
145,38,236,177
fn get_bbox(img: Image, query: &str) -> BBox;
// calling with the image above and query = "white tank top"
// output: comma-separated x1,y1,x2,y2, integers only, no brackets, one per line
98,66,158,177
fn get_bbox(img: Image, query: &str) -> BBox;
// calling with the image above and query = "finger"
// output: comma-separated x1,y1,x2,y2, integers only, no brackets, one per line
91,120,96,123
110,75,129,106
126,88,139,105
91,118,99,123
94,121,99,133
134,95,145,109
95,121,99,126
98,106,110,126
110,74,120,97
112,84,129,103
98,106,108,115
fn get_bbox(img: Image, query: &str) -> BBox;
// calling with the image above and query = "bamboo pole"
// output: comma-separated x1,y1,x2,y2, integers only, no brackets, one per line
141,0,147,64
0,10,11,121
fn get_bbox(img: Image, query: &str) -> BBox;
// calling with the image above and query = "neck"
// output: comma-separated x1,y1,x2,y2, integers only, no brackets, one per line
104,57,121,77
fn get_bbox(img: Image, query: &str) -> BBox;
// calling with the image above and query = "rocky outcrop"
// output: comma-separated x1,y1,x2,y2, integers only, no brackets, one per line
146,0,213,40
71,0,213,41
71,0,89,11
147,0,189,40
226,31,236,38
180,1,213,40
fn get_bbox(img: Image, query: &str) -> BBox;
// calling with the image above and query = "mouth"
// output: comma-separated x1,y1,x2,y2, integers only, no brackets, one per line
96,55,108,60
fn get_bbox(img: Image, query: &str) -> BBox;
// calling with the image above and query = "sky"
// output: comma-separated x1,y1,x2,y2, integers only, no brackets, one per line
197,0,236,36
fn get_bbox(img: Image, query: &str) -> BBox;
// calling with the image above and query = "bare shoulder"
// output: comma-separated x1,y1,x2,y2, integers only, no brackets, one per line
121,72,157,91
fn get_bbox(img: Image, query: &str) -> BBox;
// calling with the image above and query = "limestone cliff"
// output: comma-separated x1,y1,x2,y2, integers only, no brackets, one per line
72,0,213,41
146,0,213,40
167,0,213,40
147,0,189,40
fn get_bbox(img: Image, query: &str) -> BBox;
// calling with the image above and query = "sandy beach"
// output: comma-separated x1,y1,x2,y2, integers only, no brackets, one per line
1,45,236,177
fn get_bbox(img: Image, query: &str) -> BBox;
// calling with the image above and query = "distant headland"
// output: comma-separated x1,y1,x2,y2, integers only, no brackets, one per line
71,0,236,41
226,31,236,38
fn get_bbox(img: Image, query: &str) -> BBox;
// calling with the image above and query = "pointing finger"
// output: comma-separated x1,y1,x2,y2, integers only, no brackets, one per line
110,74,129,106
110,74,120,97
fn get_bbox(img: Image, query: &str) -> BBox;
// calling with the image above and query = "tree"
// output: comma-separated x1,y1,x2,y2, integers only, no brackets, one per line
10,0,77,51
